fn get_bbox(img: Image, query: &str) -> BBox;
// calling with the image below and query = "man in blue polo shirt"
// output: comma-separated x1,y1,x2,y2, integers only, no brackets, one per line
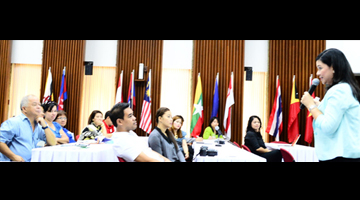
0,94,57,162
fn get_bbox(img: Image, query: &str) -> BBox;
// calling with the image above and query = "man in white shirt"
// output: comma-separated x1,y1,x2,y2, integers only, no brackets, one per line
110,103,170,162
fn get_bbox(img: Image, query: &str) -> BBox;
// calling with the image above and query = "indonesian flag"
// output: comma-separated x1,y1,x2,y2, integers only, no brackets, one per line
304,75,315,144
57,67,67,111
190,73,203,138
127,70,136,110
115,70,123,104
43,67,54,104
223,72,234,140
266,75,283,141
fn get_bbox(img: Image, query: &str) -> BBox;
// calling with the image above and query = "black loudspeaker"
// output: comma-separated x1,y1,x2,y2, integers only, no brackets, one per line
245,66,253,81
84,61,93,75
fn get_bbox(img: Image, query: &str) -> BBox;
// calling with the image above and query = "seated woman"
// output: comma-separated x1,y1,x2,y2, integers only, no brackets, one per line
78,110,111,141
244,115,282,162
148,107,185,162
54,110,76,143
203,117,224,139
41,102,69,145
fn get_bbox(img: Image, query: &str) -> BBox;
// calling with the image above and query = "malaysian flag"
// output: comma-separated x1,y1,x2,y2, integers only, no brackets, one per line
139,69,152,134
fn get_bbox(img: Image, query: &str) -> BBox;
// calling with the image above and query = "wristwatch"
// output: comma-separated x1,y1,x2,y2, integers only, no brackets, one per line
42,126,49,130
308,104,317,111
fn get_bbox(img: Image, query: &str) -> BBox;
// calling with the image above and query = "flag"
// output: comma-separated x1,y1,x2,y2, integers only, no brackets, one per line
304,75,315,144
57,67,67,110
127,70,136,110
115,70,123,104
190,73,203,138
210,73,219,119
266,75,283,141
139,69,152,134
42,67,54,103
223,72,234,140
287,75,300,143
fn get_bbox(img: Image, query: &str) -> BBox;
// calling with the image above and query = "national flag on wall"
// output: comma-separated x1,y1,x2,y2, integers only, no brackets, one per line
190,73,203,138
115,70,123,104
210,73,219,119
42,67,54,104
139,69,152,134
57,67,67,111
223,72,234,140
304,74,315,144
127,70,136,110
266,75,283,141
287,75,300,143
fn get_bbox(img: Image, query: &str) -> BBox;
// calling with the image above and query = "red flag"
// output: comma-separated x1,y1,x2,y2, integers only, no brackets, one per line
223,72,234,140
288,75,300,143
304,75,315,144
115,70,123,104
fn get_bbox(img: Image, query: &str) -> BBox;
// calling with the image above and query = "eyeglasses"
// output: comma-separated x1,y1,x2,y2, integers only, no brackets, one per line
57,117,67,120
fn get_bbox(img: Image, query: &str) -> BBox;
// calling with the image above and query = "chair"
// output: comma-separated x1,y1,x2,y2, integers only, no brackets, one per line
118,157,127,162
242,144,251,152
76,135,80,141
271,141,288,144
280,148,295,162
233,141,241,148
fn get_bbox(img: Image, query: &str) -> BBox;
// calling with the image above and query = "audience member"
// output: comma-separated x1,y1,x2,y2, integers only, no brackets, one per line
244,115,282,162
54,110,76,143
203,117,224,139
103,111,115,134
148,107,186,162
42,101,69,144
0,94,56,162
110,103,170,162
79,110,111,141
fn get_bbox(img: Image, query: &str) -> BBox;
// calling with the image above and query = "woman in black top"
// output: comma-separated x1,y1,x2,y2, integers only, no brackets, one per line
244,115,282,162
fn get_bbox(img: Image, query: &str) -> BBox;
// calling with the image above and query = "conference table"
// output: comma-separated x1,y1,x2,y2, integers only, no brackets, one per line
31,142,119,162
265,143,319,162
192,140,266,162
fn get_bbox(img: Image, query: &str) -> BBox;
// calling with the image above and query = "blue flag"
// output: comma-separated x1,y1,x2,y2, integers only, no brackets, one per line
210,73,219,118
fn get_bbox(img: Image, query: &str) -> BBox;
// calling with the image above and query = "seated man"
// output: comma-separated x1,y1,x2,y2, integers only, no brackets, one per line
109,103,170,162
0,94,57,162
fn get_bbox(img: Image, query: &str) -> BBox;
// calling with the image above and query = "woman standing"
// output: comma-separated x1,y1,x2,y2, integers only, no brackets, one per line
148,107,185,162
301,48,360,162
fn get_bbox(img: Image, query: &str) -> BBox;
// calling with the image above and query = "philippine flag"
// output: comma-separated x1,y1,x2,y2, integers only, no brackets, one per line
58,67,67,111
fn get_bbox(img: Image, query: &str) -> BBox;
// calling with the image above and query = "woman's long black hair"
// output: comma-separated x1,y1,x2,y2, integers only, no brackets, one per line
316,48,360,103
246,115,262,133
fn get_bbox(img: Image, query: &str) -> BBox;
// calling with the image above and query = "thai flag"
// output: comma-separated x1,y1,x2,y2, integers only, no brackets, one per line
58,67,67,110
265,75,283,141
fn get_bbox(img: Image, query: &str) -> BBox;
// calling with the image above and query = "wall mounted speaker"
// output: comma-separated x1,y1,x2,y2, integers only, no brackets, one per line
84,61,93,75
245,66,253,81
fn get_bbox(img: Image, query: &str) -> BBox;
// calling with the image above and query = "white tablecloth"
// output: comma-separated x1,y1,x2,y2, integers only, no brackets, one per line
192,140,266,162
31,143,119,162
265,143,318,162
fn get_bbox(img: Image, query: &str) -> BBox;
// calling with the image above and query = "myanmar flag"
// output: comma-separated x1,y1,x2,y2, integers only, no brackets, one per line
287,75,300,143
190,73,203,138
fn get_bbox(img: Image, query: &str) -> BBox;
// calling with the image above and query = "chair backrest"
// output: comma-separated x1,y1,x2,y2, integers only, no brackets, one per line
118,157,127,162
280,148,295,162
76,134,80,141
242,144,251,152
233,141,241,148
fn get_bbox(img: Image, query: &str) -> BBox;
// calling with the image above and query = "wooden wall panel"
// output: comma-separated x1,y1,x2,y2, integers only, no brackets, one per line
268,40,326,146
192,40,244,145
41,40,86,137
116,40,163,136
0,40,12,124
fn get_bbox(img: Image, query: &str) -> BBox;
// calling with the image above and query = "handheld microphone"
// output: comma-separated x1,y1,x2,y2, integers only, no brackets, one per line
215,126,226,144
300,78,320,109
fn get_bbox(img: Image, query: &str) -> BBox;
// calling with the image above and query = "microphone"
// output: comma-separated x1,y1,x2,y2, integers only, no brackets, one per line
215,126,226,144
300,78,320,109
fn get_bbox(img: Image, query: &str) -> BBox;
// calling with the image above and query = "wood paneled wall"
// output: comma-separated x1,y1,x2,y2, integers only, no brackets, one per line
268,40,326,145
192,40,244,145
116,40,163,136
41,40,86,136
0,40,12,124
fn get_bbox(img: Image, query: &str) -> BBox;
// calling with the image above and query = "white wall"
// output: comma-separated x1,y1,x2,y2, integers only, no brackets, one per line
11,40,43,64
85,40,118,67
162,40,193,69
244,40,269,72
326,40,360,74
